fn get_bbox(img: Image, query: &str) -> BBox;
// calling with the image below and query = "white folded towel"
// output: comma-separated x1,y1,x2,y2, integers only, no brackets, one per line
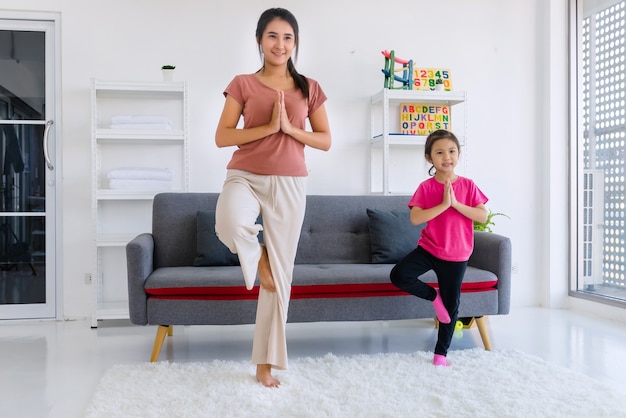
110,115,172,125
110,123,172,130
108,179,173,191
108,167,173,181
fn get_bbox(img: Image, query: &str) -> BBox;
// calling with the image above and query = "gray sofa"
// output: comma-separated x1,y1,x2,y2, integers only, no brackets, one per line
126,193,512,362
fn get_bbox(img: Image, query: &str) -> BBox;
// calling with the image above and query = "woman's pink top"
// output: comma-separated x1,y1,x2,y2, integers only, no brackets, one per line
223,74,327,176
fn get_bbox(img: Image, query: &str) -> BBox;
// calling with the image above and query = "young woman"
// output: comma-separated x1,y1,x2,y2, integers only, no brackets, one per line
390,129,487,367
214,8,331,387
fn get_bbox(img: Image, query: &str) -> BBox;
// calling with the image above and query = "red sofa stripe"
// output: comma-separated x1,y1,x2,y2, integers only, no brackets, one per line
146,281,498,301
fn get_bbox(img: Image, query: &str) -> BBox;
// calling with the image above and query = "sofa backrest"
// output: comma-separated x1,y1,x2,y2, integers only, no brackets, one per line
151,193,412,268
152,193,220,268
296,194,411,264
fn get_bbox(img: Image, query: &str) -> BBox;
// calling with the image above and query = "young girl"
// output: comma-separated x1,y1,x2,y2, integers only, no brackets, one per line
390,129,487,367
214,8,331,387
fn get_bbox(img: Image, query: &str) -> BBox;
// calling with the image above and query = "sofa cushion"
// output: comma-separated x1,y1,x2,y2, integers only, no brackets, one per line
367,208,425,263
143,265,497,300
193,210,240,267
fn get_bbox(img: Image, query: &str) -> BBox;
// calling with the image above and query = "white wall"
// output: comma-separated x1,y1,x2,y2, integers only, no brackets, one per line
0,0,573,319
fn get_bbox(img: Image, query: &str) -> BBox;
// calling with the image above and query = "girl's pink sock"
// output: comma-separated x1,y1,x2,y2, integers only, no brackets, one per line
433,354,449,367
432,289,451,324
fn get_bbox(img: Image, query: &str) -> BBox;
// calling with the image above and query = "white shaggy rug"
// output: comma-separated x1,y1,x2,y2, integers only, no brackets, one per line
86,348,626,418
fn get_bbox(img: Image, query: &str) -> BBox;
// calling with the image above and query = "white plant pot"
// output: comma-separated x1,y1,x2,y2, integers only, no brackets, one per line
435,84,444,91
162,69,175,82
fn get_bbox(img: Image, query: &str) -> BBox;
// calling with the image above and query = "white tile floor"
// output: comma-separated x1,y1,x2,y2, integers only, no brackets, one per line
1,307,626,418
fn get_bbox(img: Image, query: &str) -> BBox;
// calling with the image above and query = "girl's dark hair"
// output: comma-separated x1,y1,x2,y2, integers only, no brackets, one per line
255,8,310,99
424,129,461,176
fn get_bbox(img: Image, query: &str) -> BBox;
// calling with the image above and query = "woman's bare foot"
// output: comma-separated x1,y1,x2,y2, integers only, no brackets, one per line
256,364,280,387
258,244,276,292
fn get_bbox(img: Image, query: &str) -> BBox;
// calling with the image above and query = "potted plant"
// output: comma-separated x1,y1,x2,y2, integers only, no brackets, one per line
473,209,510,233
434,78,444,91
161,65,176,82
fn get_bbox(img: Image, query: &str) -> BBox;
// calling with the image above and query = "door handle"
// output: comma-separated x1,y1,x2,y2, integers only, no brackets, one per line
43,120,54,170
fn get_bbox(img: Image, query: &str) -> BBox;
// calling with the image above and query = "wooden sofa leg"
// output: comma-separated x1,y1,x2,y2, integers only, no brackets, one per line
475,316,492,351
150,325,172,362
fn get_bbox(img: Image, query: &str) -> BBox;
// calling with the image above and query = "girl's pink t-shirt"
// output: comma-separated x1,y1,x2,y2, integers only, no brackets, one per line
223,74,327,176
408,176,488,262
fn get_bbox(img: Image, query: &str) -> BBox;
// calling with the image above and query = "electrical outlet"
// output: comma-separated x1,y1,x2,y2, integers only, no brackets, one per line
84,273,92,284
511,263,519,274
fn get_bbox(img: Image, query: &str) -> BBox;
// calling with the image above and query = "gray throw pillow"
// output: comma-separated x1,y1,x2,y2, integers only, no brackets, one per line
366,208,425,263
193,210,240,266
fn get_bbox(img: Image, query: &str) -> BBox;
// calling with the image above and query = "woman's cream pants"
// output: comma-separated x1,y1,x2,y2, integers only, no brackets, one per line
215,169,306,370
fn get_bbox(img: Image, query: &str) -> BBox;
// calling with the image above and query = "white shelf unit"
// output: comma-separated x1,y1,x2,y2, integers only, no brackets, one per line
369,89,467,195
90,79,189,326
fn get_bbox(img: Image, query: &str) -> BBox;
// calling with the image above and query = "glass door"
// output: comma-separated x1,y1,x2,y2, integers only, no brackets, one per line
0,17,57,319
572,0,626,306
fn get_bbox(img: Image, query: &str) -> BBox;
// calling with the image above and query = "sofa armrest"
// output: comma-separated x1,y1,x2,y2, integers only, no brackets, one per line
469,231,512,314
126,233,155,325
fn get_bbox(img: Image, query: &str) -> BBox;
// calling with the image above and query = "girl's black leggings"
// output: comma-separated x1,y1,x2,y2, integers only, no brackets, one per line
390,246,467,356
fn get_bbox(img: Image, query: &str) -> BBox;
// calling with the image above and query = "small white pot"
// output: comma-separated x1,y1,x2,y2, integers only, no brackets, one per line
435,84,444,91
162,69,175,82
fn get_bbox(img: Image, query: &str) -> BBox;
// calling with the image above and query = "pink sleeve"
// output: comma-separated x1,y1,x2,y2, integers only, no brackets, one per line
307,78,327,115
223,76,244,106
468,180,488,206
408,182,425,208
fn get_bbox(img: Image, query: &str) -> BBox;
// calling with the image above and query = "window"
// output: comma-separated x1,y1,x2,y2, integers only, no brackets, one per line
574,0,626,305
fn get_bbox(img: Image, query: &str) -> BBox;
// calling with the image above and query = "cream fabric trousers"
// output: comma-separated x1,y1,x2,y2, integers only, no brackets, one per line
215,169,306,370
